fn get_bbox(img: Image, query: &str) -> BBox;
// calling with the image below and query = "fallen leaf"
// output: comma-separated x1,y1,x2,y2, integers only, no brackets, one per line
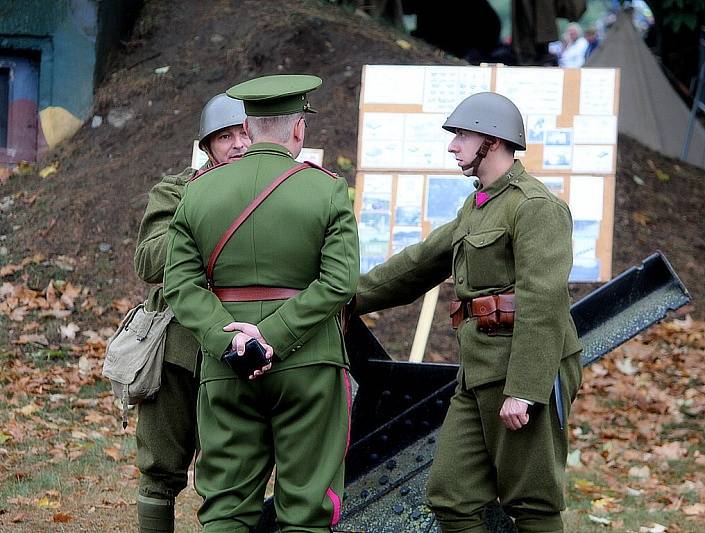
36,497,60,509
19,403,41,416
655,169,670,182
588,514,611,525
653,441,687,460
103,447,121,462
38,161,59,178
632,211,651,225
628,465,651,479
15,334,49,346
395,39,412,49
639,524,666,533
682,503,705,515
574,478,603,494
52,512,72,523
59,323,80,340
615,357,637,375
632,174,645,185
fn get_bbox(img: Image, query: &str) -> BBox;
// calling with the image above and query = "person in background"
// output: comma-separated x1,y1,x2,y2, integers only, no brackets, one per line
559,22,589,68
584,27,600,60
133,94,250,533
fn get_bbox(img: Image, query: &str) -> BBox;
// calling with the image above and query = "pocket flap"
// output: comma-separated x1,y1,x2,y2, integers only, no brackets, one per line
451,228,467,246
465,229,505,248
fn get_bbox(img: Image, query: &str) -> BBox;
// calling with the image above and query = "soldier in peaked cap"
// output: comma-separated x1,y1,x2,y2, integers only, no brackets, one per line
164,75,359,532
352,91,583,532
133,94,250,533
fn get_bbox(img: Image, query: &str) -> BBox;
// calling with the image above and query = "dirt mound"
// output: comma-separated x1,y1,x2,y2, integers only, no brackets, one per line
0,0,702,353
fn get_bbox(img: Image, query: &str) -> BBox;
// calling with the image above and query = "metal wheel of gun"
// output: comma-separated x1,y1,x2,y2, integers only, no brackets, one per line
353,92,583,533
133,94,251,533
163,75,360,533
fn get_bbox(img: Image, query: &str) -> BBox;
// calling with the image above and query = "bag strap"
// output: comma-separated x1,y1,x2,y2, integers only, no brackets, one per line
206,162,312,288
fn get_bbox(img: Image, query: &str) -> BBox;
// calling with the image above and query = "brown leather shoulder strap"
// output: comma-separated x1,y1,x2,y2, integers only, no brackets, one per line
206,162,311,287
302,160,339,179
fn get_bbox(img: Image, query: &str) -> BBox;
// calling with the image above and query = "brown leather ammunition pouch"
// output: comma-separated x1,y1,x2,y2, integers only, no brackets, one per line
450,293,515,334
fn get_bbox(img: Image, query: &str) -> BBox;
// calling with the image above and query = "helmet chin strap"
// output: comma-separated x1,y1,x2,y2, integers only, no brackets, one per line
461,137,494,176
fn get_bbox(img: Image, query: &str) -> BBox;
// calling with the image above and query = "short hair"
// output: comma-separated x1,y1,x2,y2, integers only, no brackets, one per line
246,112,304,143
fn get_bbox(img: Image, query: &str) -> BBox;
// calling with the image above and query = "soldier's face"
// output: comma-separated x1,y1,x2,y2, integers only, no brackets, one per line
448,129,484,176
208,125,251,164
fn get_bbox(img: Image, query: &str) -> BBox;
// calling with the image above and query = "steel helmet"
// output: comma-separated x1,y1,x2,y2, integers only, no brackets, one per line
198,94,247,151
442,92,526,150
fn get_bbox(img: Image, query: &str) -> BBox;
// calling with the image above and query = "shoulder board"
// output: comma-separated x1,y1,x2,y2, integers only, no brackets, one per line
303,160,339,179
190,155,243,182
510,174,551,200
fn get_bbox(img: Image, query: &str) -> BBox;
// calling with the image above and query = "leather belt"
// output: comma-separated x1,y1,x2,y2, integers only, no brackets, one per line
212,286,301,302
450,293,515,334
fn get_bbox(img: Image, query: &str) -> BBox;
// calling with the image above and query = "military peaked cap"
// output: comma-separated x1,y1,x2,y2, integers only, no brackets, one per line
227,74,322,117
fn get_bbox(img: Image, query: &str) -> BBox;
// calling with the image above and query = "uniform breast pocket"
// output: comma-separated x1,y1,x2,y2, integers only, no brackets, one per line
462,228,511,289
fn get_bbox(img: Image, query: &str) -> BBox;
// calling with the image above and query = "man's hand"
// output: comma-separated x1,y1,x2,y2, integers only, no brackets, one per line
223,321,274,379
499,396,530,430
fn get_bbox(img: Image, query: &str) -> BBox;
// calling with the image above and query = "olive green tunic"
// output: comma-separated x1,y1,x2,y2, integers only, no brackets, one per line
356,160,582,531
133,167,202,524
357,160,581,404
163,142,359,532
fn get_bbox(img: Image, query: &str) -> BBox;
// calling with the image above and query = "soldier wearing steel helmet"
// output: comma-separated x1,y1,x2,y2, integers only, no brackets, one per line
163,74,359,532
353,92,583,532
133,94,250,533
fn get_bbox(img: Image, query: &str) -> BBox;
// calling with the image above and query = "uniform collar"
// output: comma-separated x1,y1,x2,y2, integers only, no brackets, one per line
243,142,294,159
474,160,524,208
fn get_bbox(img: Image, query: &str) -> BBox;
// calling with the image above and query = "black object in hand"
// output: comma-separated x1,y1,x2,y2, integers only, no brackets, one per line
223,338,270,378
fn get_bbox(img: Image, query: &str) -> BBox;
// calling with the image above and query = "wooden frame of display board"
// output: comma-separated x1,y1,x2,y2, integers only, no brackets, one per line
353,65,620,360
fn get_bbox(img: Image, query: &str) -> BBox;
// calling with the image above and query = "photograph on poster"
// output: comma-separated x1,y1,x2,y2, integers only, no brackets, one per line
571,235,601,282
363,113,405,140
403,141,446,168
543,146,573,169
526,115,557,143
392,226,423,254
395,174,424,224
545,129,573,146
362,140,404,168
537,176,565,195
426,176,476,228
573,115,617,144
573,146,614,173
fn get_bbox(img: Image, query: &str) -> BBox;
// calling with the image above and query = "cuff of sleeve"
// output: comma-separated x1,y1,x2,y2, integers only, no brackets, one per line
503,382,551,405
514,397,535,406
203,319,235,360
258,311,298,360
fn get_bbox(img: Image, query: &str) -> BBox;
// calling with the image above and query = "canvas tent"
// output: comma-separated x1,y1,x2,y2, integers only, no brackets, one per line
587,11,705,168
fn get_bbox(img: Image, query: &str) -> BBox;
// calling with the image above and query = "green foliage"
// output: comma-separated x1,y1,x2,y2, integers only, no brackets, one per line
661,0,705,33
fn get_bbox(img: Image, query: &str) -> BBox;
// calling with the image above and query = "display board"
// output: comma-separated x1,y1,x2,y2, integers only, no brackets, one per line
355,65,620,282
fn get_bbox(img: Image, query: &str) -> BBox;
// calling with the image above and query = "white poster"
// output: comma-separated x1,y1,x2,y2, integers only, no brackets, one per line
573,115,617,144
495,68,564,116
579,69,616,115
569,176,604,220
422,66,492,113
572,145,614,173
364,65,425,104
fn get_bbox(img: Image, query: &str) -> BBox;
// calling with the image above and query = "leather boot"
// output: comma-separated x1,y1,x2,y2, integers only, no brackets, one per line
138,494,175,533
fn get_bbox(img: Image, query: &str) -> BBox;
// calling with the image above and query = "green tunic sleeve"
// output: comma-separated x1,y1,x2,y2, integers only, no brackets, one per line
257,178,360,358
134,169,195,283
502,197,574,404
163,191,236,360
355,217,459,315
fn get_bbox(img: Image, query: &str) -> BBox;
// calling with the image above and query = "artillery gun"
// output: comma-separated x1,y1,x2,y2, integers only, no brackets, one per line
257,252,690,532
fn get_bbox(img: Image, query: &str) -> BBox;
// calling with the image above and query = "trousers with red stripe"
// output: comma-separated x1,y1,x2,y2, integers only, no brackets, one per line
196,364,351,533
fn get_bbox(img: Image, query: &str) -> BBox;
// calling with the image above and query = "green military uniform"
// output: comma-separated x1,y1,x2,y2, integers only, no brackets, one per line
163,75,359,533
133,167,202,530
356,160,583,532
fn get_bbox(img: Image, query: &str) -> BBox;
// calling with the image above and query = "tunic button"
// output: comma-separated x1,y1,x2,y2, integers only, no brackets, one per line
479,240,484,244
480,306,486,313
458,276,464,284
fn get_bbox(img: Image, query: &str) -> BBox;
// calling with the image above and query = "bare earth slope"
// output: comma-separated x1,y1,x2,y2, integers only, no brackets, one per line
0,0,702,354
